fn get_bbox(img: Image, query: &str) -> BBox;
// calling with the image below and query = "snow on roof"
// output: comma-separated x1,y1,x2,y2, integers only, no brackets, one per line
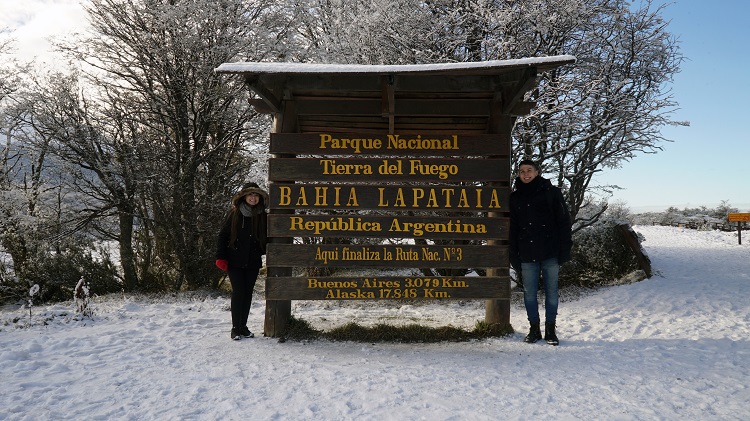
215,55,576,75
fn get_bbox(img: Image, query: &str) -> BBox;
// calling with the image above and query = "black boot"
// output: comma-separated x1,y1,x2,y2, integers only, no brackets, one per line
524,323,542,343
544,322,559,346
230,327,241,341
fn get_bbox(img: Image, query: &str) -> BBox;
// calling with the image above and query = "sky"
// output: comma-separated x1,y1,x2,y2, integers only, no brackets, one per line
2,224,749,419
1,0,748,212
595,0,750,212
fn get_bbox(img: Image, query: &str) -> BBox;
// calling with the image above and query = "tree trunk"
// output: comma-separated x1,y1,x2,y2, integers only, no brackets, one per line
118,207,139,292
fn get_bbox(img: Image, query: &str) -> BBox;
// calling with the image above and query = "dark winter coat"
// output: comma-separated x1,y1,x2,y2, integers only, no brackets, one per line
216,186,268,270
509,175,572,269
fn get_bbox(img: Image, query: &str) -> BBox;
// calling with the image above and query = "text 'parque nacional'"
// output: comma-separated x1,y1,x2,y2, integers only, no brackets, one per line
318,134,459,153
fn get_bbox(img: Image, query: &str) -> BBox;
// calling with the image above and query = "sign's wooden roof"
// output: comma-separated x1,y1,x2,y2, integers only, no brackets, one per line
215,56,575,134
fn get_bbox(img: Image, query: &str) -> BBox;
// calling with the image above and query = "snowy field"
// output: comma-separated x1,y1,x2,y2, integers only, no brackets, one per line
1,225,749,420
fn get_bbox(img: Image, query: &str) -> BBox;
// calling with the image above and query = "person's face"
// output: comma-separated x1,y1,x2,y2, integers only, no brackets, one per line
518,164,539,184
244,193,260,206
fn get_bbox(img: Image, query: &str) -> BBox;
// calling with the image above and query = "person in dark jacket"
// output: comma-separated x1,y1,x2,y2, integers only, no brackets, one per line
216,182,269,340
509,159,572,346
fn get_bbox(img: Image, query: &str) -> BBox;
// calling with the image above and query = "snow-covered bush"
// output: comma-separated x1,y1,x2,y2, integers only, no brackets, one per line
20,244,120,303
27,283,40,319
74,276,92,317
561,206,641,287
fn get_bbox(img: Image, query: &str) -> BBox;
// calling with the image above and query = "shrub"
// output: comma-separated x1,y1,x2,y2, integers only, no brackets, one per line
19,243,121,303
561,213,641,288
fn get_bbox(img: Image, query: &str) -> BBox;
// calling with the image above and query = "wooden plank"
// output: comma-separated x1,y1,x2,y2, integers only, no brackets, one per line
298,116,489,131
270,133,509,156
266,244,507,268
296,98,381,116
727,213,750,222
266,276,510,300
269,158,509,182
396,98,491,116
268,214,508,239
272,73,503,93
295,98,491,117
298,124,490,136
269,183,509,211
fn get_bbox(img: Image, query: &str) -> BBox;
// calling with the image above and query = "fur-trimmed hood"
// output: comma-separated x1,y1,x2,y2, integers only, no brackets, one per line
231,184,269,207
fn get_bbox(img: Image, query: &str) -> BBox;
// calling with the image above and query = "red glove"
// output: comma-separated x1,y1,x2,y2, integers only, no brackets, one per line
215,259,228,272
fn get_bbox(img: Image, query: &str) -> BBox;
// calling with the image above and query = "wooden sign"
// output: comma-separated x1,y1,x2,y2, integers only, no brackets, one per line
268,214,508,239
266,276,510,300
265,132,509,302
270,133,509,156
727,213,750,222
266,244,508,268
269,157,509,182
727,213,749,245
269,183,508,211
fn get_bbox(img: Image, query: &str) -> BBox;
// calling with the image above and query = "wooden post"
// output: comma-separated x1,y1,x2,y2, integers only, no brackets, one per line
738,222,742,245
263,103,295,338
484,93,513,332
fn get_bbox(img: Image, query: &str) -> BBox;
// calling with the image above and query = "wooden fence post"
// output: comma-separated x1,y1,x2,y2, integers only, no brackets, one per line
617,224,652,278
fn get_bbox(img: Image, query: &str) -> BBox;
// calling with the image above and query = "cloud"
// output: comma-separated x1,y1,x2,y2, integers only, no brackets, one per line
0,0,87,61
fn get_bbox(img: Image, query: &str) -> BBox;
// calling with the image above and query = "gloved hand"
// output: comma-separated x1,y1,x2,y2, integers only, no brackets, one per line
215,259,229,272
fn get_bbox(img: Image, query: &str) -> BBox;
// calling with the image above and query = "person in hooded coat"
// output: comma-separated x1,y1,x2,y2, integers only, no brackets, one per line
216,182,269,340
509,160,572,346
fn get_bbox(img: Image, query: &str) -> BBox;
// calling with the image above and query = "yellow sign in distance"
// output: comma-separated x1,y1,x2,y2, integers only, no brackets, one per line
727,213,750,222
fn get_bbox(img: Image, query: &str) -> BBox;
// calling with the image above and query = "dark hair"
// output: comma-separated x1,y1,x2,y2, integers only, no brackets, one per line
518,159,540,172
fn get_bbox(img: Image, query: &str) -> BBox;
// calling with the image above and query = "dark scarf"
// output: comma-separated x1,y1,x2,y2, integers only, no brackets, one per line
514,174,546,194
229,199,265,249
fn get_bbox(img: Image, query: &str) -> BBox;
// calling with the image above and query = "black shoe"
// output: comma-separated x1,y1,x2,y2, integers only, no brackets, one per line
524,323,542,343
545,322,559,346
240,326,254,338
230,328,242,341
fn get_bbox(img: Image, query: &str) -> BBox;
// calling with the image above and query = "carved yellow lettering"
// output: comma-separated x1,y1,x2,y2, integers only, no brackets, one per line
394,188,406,207
442,188,455,208
378,187,389,206
333,187,341,206
346,188,359,207
489,189,501,209
295,187,308,206
290,216,304,230
425,189,438,208
319,134,332,149
279,186,291,206
315,187,327,206
457,189,469,208
412,188,424,207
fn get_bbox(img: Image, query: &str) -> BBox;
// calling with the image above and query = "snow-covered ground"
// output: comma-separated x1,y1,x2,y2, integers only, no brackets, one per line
1,225,749,420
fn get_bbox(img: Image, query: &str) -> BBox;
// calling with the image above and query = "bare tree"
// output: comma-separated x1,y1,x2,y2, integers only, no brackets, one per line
293,0,443,64
403,0,685,228
294,0,684,230
511,0,686,228
9,70,146,291
55,0,293,290
0,40,44,289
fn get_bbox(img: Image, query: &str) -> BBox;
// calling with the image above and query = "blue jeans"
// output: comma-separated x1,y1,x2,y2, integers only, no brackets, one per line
521,257,559,325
